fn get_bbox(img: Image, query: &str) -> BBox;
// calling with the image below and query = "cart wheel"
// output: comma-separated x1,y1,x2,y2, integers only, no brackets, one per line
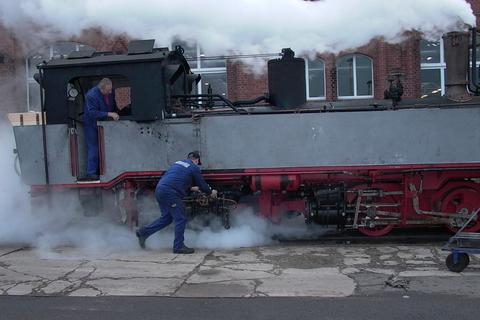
446,253,470,272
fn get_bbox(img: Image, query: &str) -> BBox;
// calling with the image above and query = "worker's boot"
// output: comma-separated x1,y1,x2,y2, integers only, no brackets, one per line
136,231,146,249
173,246,195,254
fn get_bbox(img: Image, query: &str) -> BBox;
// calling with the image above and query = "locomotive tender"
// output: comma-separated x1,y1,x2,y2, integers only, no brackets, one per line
9,31,480,236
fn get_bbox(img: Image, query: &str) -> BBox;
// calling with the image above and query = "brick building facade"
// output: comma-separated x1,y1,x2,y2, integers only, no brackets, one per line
0,0,479,115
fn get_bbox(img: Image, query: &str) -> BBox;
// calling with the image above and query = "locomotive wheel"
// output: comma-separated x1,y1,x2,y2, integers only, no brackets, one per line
446,253,469,272
358,224,394,237
441,186,480,233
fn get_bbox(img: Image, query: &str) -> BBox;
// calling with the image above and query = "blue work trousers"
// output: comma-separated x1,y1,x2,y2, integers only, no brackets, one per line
85,125,99,176
138,187,187,251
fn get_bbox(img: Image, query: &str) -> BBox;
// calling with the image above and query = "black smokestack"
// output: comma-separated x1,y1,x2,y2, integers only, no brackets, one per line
267,48,306,108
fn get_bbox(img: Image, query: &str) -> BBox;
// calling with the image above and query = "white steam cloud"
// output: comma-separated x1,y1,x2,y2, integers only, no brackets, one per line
0,123,326,254
0,0,475,55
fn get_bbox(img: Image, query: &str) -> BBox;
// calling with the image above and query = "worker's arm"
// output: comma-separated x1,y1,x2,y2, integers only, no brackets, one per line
86,94,108,120
191,166,212,195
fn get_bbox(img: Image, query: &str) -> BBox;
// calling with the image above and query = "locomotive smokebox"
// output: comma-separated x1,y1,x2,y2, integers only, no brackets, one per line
268,48,306,108
443,31,472,102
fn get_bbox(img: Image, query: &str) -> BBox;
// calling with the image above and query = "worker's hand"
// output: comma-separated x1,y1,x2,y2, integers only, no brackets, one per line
108,112,120,121
210,189,218,198
190,186,200,192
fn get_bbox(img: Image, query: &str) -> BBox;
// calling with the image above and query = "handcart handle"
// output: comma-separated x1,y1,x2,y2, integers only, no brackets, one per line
444,208,480,250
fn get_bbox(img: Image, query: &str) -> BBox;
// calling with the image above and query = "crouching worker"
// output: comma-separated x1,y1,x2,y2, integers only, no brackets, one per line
136,151,218,254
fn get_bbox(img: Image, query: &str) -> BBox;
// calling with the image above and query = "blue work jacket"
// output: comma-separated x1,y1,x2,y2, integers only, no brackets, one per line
84,86,116,128
157,159,211,197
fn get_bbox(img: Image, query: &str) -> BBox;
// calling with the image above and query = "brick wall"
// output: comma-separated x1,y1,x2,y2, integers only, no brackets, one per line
228,36,423,102
227,60,268,101
0,25,26,116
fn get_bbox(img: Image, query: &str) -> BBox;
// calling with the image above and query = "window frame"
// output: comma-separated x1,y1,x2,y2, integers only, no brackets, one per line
172,43,227,96
336,54,374,100
305,58,326,101
420,39,445,98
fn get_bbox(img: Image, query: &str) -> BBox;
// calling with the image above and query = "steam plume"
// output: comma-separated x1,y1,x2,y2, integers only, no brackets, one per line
0,0,475,55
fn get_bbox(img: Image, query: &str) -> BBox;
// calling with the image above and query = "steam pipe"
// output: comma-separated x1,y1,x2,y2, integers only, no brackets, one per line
232,95,267,106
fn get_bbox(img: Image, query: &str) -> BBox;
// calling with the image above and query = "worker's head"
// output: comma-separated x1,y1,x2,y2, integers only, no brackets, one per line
187,151,202,165
97,78,113,95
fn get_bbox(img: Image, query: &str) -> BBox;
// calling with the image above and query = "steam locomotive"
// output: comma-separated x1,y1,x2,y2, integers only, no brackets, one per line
9,30,480,236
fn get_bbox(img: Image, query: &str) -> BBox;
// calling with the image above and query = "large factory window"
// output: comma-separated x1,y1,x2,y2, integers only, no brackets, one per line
172,40,227,96
26,41,95,111
420,40,444,98
337,54,373,99
306,58,325,100
420,35,480,98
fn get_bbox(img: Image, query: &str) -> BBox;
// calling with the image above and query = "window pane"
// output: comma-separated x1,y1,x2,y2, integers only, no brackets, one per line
308,59,325,97
52,42,78,58
200,48,225,68
420,40,441,64
356,55,373,96
421,69,442,98
309,58,324,70
115,87,131,109
28,81,41,111
200,56,226,68
337,56,354,96
199,72,227,96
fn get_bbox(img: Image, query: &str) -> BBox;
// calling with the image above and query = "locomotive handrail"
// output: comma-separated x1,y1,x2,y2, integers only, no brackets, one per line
172,94,248,114
468,28,480,95
39,68,50,185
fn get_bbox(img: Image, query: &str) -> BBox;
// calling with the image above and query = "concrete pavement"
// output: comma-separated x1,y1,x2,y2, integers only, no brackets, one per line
1,243,479,297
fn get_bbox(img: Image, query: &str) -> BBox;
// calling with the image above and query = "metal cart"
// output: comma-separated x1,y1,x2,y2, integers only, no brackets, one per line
442,208,480,272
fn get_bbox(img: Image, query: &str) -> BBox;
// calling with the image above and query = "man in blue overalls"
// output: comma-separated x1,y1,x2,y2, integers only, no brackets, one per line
136,151,218,254
83,78,119,180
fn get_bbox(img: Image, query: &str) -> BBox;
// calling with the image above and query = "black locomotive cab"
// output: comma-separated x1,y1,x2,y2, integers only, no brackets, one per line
36,40,197,125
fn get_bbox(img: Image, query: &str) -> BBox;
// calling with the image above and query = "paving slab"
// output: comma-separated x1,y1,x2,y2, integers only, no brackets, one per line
0,247,23,258
87,277,182,295
187,265,273,284
67,287,101,297
86,259,194,279
175,280,256,297
257,268,355,297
